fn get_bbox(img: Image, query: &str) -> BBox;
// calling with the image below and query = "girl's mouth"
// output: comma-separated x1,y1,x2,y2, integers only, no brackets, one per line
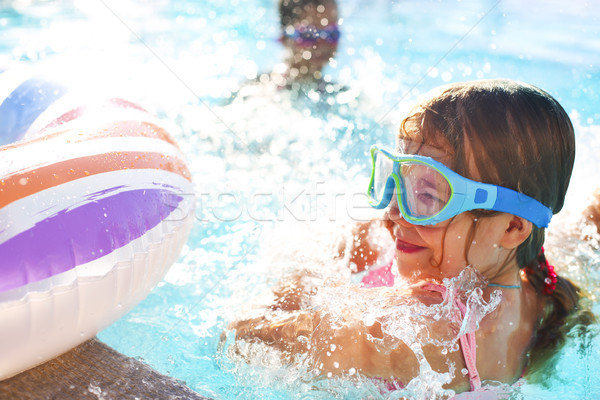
396,239,426,254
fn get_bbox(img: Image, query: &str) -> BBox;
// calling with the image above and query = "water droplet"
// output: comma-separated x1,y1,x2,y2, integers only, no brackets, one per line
333,362,339,368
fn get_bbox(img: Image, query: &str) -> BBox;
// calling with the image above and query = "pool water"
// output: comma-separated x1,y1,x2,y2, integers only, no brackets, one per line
2,0,600,398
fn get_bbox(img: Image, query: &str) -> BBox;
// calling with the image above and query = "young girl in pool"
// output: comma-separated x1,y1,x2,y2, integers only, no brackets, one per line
230,79,585,393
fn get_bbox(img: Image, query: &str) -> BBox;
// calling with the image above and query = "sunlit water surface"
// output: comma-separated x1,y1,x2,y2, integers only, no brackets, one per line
2,0,600,398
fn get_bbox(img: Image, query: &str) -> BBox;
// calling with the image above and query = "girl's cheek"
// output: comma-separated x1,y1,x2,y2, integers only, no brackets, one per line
415,225,445,246
416,223,468,267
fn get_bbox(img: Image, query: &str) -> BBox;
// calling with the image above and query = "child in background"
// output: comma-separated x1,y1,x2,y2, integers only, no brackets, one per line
230,79,591,394
229,0,346,108
272,0,340,89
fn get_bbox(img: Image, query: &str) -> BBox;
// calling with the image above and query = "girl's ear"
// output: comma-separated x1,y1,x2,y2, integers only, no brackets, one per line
499,216,533,249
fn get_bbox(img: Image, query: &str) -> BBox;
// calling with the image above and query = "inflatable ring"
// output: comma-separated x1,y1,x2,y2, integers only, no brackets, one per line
0,69,195,379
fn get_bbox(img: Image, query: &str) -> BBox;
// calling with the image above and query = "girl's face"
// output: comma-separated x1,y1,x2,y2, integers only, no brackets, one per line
385,141,519,283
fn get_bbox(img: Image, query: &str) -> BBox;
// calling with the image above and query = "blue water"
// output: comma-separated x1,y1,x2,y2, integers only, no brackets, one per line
2,0,600,398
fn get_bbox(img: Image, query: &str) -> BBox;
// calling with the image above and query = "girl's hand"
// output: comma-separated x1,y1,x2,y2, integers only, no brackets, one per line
337,218,393,273
229,308,371,374
583,189,600,237
229,306,419,382
229,309,318,353
270,270,323,311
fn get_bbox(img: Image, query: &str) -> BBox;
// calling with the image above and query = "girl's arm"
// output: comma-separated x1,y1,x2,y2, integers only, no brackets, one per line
230,287,472,392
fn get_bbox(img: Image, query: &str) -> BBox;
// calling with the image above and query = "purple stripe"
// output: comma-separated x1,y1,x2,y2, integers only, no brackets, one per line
0,188,184,293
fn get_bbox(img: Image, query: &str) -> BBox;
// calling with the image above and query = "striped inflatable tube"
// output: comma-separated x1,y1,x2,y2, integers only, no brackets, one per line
0,69,195,379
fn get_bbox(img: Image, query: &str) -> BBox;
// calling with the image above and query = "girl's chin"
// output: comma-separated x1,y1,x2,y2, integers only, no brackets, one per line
395,258,425,280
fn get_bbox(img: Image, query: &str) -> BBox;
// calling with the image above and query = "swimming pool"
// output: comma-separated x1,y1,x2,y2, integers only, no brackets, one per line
2,0,600,398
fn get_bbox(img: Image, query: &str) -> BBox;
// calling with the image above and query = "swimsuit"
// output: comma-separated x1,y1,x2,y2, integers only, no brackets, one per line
360,262,482,391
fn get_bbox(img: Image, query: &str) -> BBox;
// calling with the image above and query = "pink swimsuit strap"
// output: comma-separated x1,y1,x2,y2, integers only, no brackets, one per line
421,283,482,391
361,263,482,391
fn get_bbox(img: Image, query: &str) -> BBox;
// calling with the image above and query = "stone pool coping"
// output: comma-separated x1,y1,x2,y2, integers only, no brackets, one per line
0,338,208,400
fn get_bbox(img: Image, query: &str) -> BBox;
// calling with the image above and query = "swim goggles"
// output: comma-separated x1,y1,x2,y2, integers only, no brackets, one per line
367,145,552,228
283,24,340,45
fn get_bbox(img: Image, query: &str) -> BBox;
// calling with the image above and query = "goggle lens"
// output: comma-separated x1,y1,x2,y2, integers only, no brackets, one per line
370,149,452,221
400,162,452,219
372,149,395,203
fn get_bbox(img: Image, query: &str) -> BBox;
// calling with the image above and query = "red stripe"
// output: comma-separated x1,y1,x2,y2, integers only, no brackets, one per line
40,105,86,131
1,120,179,153
39,98,149,133
107,98,148,112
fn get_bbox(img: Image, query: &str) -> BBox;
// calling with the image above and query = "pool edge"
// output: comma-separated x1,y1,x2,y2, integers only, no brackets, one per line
0,337,210,400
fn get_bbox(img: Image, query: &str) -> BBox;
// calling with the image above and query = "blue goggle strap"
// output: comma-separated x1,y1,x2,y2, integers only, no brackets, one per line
446,179,551,228
492,186,552,228
284,25,340,42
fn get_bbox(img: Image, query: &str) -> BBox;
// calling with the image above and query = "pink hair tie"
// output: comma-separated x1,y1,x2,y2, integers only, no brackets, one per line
539,247,558,295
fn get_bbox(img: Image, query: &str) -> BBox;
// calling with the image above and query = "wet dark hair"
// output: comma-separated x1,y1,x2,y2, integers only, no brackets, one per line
278,0,337,28
399,79,584,366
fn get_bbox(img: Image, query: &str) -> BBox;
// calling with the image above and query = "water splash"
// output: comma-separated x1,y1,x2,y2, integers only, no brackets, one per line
223,264,504,399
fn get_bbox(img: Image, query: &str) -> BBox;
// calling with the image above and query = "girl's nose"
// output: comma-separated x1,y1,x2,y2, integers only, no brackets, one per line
385,205,413,228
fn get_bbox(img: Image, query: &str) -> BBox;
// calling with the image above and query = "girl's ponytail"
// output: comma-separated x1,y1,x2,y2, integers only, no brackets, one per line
524,248,580,352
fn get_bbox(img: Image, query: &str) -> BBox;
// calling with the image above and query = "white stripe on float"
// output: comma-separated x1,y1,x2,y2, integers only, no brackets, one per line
0,168,195,245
